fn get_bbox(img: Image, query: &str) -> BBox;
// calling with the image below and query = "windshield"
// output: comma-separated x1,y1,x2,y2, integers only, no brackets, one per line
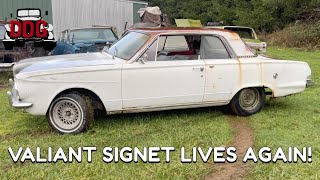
0,25,5,40
225,27,256,39
70,28,118,43
18,9,40,17
106,31,150,60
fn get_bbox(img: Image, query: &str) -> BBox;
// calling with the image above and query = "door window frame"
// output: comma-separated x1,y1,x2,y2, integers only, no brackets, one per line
132,33,238,64
200,35,232,60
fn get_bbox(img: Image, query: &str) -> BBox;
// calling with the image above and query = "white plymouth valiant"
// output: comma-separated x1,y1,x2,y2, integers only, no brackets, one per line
7,28,313,134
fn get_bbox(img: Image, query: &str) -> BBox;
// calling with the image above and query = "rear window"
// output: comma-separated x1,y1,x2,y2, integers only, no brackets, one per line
225,27,255,39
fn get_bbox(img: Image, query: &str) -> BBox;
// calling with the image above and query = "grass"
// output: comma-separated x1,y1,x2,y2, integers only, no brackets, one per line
0,47,319,179
0,88,231,179
0,71,12,86
247,47,320,179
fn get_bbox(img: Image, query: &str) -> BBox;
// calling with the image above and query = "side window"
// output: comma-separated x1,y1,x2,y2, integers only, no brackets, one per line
139,35,202,62
200,36,230,59
141,39,158,62
158,36,189,51
157,35,198,61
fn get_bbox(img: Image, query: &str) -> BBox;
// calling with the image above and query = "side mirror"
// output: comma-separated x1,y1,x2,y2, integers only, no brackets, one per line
138,54,148,64
10,13,13,18
45,11,49,16
138,57,145,64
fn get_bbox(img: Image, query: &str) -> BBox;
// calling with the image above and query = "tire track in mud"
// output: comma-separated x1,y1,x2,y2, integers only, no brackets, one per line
206,116,254,180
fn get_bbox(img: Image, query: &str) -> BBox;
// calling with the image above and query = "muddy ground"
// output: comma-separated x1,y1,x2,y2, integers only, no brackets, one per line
206,116,254,180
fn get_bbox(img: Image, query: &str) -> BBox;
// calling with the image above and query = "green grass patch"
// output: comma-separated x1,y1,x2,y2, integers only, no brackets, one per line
0,47,319,178
0,71,13,86
0,88,231,179
247,47,320,179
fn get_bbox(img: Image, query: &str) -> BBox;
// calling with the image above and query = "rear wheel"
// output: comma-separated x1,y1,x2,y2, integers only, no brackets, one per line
47,93,94,134
229,88,266,116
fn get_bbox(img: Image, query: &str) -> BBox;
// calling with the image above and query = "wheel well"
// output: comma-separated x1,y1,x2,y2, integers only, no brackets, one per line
264,87,273,96
53,88,106,111
234,86,273,98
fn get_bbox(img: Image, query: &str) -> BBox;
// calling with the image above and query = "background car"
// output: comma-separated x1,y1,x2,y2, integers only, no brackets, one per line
207,26,267,54
52,27,118,55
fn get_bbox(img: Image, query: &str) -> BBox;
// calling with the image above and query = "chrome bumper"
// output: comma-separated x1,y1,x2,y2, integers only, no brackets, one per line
7,79,32,108
306,79,314,88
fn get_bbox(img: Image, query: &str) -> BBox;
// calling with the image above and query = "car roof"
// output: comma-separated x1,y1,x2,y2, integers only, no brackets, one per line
129,27,236,35
207,26,254,30
128,27,256,58
62,27,114,32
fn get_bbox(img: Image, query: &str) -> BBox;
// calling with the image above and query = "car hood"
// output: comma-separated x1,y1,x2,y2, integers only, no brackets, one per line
74,41,114,52
74,40,113,47
14,52,121,77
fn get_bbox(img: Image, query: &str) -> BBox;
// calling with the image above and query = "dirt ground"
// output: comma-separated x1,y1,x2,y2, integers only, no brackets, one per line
0,85,7,90
206,116,254,180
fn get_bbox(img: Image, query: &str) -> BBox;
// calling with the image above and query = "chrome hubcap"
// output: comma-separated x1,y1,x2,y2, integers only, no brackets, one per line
239,89,260,111
50,98,83,132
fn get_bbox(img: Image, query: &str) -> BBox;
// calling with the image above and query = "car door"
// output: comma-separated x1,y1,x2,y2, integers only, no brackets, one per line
122,35,206,109
201,35,240,103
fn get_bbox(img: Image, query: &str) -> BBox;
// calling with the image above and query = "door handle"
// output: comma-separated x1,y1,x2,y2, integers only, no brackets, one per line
193,67,204,72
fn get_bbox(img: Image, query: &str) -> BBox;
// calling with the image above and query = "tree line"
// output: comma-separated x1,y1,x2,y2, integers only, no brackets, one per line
146,0,320,32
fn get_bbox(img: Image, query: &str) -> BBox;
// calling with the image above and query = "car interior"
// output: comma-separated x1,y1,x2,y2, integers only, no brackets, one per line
142,35,230,62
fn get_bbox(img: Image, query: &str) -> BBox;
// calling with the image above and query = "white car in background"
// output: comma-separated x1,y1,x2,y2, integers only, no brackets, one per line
206,26,267,54
7,28,312,134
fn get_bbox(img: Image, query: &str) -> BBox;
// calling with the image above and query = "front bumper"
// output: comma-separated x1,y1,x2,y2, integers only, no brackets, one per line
306,79,314,88
7,79,32,108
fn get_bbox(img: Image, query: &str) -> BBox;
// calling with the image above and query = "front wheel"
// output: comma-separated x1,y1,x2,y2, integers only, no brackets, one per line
229,88,266,116
47,93,94,134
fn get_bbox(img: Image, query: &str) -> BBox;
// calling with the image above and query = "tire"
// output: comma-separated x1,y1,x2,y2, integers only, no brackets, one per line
47,93,94,134
229,87,266,116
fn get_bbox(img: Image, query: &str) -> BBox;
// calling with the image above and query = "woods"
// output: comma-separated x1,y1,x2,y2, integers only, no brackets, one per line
147,0,320,32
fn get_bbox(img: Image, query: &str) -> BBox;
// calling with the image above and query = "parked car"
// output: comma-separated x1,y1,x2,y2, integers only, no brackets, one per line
206,26,267,54
7,27,312,134
52,27,118,55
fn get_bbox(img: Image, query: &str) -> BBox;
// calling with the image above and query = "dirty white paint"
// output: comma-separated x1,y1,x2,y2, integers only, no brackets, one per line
8,30,312,115
51,0,146,38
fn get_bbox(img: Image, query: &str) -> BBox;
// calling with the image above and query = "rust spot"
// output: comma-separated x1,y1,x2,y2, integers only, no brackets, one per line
129,27,236,37
230,32,240,40
237,58,243,87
